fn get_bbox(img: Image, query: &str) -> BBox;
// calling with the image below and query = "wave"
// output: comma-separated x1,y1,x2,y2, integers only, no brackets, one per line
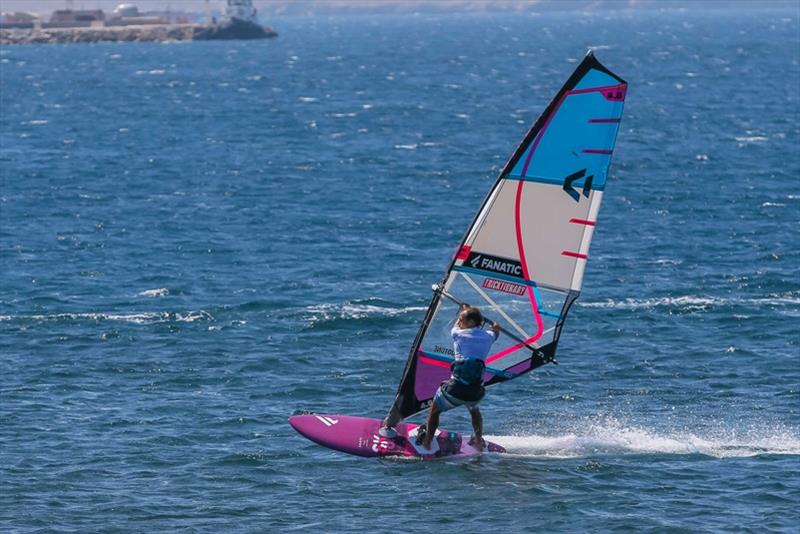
578,294,800,311
734,135,769,143
136,288,170,298
490,420,800,459
0,310,212,324
305,302,426,324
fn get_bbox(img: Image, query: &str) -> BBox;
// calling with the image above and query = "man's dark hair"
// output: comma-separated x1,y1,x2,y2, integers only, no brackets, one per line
463,306,483,326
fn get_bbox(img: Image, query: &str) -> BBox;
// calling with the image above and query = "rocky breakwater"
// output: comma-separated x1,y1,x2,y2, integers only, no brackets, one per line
0,21,277,45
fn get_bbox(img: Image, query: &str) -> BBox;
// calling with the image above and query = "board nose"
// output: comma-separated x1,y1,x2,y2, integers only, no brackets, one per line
288,414,340,441
288,414,312,435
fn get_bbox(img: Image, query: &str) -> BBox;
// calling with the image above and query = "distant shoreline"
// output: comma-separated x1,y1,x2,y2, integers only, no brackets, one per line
0,22,278,45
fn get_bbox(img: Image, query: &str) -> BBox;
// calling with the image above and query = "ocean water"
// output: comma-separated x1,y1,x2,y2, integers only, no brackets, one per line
1,7,799,532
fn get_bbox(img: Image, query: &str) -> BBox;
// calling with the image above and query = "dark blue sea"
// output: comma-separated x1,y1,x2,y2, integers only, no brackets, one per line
1,7,798,532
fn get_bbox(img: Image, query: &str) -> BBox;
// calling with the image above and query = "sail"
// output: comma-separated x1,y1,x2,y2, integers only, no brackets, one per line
384,51,627,425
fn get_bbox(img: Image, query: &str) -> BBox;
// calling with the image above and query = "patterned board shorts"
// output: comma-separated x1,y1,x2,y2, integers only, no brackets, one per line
433,380,485,413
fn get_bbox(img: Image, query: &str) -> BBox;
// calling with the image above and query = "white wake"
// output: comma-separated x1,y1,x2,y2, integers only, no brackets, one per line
488,420,800,459
578,294,800,311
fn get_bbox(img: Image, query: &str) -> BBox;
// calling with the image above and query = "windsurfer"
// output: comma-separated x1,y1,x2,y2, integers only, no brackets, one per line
416,304,500,450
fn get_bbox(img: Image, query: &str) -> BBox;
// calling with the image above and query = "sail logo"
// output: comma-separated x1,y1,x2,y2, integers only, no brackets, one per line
482,278,526,296
563,168,594,202
315,415,339,427
466,252,522,277
433,345,455,356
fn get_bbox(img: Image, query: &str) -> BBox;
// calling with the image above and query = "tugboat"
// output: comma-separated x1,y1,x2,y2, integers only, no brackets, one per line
195,0,277,41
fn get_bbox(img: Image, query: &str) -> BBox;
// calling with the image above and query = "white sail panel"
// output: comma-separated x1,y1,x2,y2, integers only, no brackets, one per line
462,179,601,291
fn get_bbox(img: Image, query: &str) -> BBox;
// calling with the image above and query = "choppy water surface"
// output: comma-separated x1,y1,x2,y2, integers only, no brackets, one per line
1,7,799,533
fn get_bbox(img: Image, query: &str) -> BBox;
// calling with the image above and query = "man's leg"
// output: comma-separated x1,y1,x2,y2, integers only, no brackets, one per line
469,406,484,450
421,401,441,449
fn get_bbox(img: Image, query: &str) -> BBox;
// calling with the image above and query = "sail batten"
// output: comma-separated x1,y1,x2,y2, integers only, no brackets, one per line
383,51,627,426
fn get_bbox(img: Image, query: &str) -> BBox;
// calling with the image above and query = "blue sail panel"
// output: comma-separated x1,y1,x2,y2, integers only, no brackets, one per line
506,58,626,193
508,88,624,190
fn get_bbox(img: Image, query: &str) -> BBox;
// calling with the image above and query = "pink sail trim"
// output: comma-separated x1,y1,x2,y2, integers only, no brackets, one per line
562,250,588,259
567,83,627,101
418,354,451,369
486,335,540,364
494,82,627,368
512,180,545,348
484,179,546,366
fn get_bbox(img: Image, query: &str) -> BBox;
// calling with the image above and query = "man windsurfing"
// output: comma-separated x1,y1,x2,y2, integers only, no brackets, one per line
381,303,500,450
